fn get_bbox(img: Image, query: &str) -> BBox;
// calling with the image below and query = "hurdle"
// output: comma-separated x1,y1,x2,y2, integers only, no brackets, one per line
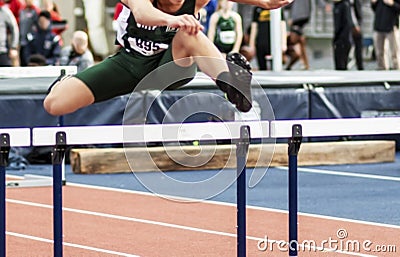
0,66,76,78
32,121,269,257
271,117,400,257
0,128,31,257
5,117,400,256
1,66,77,188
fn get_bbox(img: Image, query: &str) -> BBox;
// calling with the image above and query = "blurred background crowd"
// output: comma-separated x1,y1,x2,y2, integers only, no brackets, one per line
1,0,399,72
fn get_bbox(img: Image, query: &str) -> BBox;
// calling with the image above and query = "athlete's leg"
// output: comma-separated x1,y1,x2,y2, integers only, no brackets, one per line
172,30,228,79
44,50,142,116
171,31,252,112
43,76,95,116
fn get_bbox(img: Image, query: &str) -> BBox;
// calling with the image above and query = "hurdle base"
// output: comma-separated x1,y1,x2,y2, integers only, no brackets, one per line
6,174,53,188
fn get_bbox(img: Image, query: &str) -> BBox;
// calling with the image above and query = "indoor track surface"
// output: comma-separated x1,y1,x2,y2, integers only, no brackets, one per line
5,153,400,256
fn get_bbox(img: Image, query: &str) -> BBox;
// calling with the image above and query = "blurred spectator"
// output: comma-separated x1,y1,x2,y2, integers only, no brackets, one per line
239,25,255,62
371,0,400,70
284,32,302,70
207,0,243,56
113,2,123,20
248,7,271,70
200,0,218,34
19,0,40,66
27,53,46,66
332,0,353,70
4,0,24,23
286,0,311,70
350,0,364,70
2,0,23,66
59,30,94,72
0,1,19,66
112,2,124,31
42,0,67,41
25,10,61,65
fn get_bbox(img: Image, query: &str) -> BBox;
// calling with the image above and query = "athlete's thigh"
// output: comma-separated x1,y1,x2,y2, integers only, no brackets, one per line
155,46,197,90
76,51,143,102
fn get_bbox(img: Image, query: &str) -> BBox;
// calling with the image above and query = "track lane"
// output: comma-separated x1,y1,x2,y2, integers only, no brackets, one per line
5,183,400,256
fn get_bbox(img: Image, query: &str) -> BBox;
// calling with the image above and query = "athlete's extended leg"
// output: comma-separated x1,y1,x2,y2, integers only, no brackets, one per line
172,31,252,112
44,50,141,116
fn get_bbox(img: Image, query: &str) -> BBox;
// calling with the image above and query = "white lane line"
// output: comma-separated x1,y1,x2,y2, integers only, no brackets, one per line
68,181,400,229
276,166,400,182
6,198,377,256
6,198,237,238
7,174,400,229
6,231,140,257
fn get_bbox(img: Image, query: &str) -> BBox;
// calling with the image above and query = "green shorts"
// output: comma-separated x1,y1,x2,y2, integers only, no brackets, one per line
75,48,197,102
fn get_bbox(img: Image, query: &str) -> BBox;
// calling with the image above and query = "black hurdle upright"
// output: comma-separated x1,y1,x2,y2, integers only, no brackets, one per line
0,133,10,257
58,113,66,186
236,125,250,257
52,132,66,257
288,125,302,257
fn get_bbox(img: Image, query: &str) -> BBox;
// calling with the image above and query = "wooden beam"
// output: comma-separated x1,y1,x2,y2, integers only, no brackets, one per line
70,140,395,174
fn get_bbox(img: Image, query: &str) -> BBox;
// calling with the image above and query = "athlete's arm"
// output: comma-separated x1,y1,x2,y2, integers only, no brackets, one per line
230,0,294,10
122,0,203,35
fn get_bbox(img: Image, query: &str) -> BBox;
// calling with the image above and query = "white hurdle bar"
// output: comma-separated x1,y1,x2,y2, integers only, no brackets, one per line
0,128,30,147
32,121,270,146
0,66,77,78
271,117,400,138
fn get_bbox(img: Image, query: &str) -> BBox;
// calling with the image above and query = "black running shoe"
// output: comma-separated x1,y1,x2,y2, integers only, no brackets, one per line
216,53,253,112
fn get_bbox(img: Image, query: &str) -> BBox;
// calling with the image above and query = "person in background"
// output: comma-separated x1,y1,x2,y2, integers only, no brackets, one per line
207,0,243,56
248,7,271,70
332,0,353,70
27,53,46,66
239,25,255,61
4,0,24,23
371,0,400,70
19,0,40,66
59,30,94,72
350,0,364,70
0,1,19,66
284,31,302,69
42,0,67,43
113,2,124,31
3,0,23,66
285,0,311,70
200,0,218,34
26,10,61,65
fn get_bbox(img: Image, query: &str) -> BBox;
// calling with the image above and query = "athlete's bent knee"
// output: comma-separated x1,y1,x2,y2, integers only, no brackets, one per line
43,95,62,116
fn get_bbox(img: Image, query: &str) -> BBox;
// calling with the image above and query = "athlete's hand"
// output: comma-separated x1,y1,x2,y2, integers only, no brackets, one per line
383,0,394,6
167,15,204,35
259,0,294,10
